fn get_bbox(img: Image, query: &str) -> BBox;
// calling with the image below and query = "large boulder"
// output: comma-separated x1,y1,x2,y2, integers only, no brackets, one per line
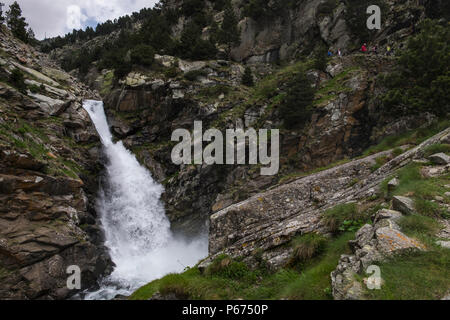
392,196,415,215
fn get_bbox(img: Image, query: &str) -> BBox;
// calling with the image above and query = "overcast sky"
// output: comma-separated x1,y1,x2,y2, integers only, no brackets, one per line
1,0,159,39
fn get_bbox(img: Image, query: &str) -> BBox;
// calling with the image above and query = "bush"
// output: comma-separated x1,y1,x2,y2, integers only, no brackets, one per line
9,68,26,93
241,67,254,86
279,72,315,129
382,20,449,116
130,44,155,66
114,62,132,80
313,46,328,72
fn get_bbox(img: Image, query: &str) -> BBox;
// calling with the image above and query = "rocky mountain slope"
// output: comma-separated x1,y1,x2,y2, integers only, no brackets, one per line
0,25,111,299
54,0,445,237
0,0,448,300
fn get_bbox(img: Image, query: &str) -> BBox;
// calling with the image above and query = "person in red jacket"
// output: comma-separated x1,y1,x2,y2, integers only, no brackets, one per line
361,43,368,53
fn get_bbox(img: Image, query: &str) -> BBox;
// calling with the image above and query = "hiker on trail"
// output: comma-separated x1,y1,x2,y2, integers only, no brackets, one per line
372,45,378,55
361,43,368,53
327,49,333,57
337,48,342,57
386,45,392,56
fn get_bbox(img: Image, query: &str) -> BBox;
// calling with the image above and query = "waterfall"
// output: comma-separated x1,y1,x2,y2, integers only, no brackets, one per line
82,100,207,300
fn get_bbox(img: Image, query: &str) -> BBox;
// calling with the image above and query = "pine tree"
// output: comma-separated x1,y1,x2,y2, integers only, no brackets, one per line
0,2,5,24
280,72,315,129
218,5,240,58
6,1,28,43
242,67,254,87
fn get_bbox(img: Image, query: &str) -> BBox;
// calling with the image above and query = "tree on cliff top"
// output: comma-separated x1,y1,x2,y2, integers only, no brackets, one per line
0,2,5,24
6,1,29,43
218,4,240,58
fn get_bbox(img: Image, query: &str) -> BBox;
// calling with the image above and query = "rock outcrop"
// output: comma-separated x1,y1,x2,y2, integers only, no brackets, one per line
331,208,425,300
201,127,450,269
0,26,111,299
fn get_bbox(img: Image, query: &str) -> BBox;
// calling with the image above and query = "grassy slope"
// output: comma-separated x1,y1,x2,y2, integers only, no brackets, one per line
130,232,355,300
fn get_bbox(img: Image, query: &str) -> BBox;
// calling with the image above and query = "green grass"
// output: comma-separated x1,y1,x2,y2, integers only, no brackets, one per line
287,233,327,267
130,233,355,300
363,249,450,300
363,119,450,157
423,143,450,157
371,155,389,172
280,232,355,300
100,70,114,96
314,67,359,106
380,163,449,218
323,203,369,234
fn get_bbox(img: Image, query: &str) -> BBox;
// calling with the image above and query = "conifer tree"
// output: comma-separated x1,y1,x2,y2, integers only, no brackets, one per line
242,67,254,87
6,1,28,43
280,72,315,129
0,2,5,24
218,4,240,58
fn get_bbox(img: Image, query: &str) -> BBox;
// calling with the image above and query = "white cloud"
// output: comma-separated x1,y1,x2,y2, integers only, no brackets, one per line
2,0,159,39
67,5,87,30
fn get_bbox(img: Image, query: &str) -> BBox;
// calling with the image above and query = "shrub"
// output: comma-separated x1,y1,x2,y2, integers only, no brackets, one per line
130,44,155,66
241,67,255,87
279,72,315,129
9,68,26,93
382,20,449,116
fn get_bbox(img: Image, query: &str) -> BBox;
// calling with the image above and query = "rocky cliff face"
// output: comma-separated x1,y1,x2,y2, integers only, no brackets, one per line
0,26,111,299
67,0,442,238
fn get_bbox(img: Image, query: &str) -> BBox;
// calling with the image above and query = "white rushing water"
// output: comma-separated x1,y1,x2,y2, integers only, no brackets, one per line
82,100,208,300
